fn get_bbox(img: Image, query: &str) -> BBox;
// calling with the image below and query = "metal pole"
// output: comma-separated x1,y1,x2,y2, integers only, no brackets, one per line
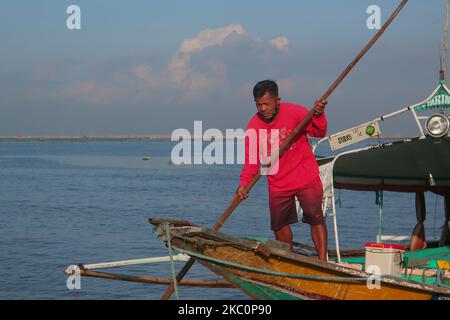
377,191,384,244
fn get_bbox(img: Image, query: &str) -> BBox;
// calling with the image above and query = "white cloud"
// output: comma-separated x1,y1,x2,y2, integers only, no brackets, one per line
131,64,153,81
130,63,165,90
179,24,245,54
166,24,290,97
168,24,246,90
269,37,289,51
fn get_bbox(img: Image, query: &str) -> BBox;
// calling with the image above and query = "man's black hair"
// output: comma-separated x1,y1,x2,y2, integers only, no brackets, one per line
253,80,279,99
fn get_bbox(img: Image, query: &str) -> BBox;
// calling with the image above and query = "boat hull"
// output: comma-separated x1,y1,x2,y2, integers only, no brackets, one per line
192,245,435,300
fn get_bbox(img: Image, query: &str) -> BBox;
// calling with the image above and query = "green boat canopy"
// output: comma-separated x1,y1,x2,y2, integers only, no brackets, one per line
327,136,450,196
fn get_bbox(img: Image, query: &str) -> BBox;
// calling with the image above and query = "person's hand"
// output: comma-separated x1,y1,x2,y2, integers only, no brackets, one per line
236,186,249,200
313,99,327,116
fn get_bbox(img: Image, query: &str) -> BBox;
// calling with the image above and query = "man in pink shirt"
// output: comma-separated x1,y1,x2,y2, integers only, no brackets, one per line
236,80,328,261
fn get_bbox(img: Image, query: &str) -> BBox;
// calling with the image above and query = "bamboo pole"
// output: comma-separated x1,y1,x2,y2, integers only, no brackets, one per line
444,0,449,82
71,268,234,288
78,254,190,270
161,0,410,300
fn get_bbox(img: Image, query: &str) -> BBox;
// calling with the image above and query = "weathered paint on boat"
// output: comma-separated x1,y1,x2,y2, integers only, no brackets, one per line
189,245,432,300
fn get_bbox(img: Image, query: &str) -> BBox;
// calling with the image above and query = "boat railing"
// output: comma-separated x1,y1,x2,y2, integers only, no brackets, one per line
312,105,425,155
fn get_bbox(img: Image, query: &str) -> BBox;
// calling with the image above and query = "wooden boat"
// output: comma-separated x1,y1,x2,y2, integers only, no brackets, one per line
149,218,450,300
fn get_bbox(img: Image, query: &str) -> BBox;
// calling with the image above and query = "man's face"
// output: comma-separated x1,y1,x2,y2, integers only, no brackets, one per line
255,92,280,121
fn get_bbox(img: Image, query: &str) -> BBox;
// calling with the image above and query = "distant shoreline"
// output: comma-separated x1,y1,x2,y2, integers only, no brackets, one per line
0,134,409,141
0,135,173,141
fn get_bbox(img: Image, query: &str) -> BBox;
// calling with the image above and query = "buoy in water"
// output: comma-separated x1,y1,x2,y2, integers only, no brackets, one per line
142,156,150,161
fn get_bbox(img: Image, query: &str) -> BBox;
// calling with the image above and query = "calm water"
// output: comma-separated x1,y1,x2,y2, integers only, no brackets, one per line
0,141,446,299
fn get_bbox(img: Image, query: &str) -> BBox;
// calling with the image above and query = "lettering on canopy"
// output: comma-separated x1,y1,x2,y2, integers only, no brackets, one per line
415,82,450,111
328,122,381,151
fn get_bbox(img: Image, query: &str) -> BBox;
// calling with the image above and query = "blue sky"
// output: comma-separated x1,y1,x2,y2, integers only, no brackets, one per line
0,0,447,135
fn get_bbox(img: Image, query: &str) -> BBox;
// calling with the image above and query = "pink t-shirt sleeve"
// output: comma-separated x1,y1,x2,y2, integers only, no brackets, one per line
305,112,327,138
239,121,260,188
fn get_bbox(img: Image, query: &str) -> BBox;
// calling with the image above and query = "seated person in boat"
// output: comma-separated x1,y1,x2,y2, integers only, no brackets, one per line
236,80,329,261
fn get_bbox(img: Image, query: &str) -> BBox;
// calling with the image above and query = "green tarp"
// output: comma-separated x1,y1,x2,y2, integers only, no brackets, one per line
331,136,450,195
403,246,450,268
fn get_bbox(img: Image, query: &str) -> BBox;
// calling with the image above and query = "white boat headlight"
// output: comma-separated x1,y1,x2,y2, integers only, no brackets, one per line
425,114,449,138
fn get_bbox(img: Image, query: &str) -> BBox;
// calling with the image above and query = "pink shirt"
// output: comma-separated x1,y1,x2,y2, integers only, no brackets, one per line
239,102,327,192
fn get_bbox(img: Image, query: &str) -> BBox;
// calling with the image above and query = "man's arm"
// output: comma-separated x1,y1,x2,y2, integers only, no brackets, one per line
237,128,259,200
306,99,328,138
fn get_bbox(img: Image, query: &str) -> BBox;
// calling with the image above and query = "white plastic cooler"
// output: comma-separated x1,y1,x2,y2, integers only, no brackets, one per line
364,242,405,275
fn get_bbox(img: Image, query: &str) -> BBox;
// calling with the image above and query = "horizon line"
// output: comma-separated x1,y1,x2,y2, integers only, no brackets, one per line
0,134,409,142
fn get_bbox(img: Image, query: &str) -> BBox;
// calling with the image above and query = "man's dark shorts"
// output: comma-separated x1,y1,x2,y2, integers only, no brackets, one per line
268,177,324,231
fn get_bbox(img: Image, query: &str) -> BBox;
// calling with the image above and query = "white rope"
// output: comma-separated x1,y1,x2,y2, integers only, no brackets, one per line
166,223,180,300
